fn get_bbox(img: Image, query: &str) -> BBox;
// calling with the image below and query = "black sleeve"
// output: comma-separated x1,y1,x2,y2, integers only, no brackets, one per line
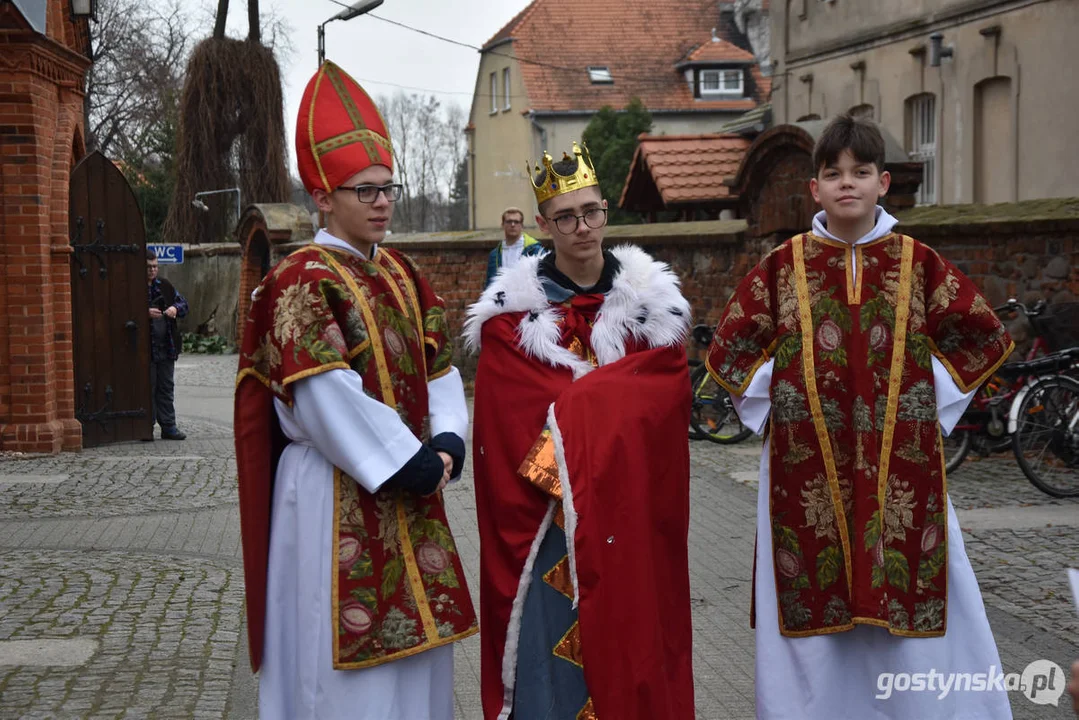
381,444,445,495
428,432,466,478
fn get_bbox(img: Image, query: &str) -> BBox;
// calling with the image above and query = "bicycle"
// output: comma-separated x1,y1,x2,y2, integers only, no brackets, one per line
688,324,753,444
944,298,1073,473
1011,370,1079,497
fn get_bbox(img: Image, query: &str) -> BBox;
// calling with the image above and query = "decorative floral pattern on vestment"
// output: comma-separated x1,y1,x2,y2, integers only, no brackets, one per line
707,233,1013,637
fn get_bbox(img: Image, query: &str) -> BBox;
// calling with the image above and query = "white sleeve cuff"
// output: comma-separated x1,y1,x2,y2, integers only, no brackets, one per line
932,356,976,437
291,369,422,493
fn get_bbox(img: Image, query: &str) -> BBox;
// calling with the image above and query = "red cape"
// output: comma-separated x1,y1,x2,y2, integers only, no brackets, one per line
473,313,694,719
234,375,285,672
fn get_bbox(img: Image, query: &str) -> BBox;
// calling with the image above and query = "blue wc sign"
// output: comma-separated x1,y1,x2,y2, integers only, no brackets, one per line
147,244,184,264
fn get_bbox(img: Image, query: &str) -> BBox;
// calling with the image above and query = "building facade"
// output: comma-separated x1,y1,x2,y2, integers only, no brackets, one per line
467,0,771,229
0,0,91,452
771,0,1079,205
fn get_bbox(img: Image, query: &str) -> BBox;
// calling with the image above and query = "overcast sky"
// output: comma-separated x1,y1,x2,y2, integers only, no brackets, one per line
196,0,524,175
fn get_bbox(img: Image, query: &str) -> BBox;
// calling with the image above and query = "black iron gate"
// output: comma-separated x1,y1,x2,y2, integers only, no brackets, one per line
69,151,152,447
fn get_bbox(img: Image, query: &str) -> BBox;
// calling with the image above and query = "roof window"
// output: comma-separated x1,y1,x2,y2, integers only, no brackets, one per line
587,66,613,84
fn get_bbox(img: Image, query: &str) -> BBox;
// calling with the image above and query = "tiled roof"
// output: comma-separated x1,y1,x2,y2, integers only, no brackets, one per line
481,0,767,113
684,39,756,64
620,133,752,209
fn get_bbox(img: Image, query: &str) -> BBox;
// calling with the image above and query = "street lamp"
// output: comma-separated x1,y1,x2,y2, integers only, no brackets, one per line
192,188,242,223
71,0,99,21
317,0,384,66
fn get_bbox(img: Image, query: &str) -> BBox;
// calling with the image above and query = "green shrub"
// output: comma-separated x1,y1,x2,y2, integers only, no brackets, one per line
182,334,232,355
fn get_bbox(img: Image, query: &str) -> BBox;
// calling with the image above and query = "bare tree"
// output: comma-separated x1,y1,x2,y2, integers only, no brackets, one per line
379,93,469,233
85,0,189,162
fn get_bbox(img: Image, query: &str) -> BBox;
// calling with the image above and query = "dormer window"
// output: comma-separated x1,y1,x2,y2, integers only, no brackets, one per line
700,68,744,97
587,66,614,84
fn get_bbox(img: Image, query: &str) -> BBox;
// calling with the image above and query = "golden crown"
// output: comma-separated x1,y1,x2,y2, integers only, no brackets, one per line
527,141,600,206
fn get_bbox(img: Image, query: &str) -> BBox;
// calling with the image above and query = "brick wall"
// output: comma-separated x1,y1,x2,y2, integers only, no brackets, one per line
385,209,1079,379
0,6,90,452
384,222,751,376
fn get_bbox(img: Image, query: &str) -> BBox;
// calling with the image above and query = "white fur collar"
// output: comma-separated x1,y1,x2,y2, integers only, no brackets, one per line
463,244,690,379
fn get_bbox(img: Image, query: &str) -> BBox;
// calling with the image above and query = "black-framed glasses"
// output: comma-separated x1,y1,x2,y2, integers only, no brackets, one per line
337,183,404,203
547,207,607,234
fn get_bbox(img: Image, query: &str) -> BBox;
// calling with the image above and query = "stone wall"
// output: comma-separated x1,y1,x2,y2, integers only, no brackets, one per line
230,200,1079,381
897,199,1079,356
384,221,751,376
158,244,243,344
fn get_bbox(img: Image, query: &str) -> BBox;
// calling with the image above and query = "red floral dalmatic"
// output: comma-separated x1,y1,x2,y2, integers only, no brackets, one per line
235,243,477,671
707,233,1013,638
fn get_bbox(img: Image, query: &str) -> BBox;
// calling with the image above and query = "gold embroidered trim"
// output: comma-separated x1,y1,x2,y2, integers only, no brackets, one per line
778,615,946,639
347,339,372,361
792,235,853,602
704,334,780,397
282,362,352,388
427,364,452,381
324,65,382,167
308,68,332,193
395,496,440,643
315,128,393,155
333,626,480,670
332,468,345,664
318,251,397,406
846,244,867,305
876,236,913,513
376,251,428,378
929,337,1017,394
235,366,270,390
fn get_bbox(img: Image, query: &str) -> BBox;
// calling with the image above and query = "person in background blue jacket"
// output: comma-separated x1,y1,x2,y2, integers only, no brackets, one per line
484,206,545,288
147,249,189,440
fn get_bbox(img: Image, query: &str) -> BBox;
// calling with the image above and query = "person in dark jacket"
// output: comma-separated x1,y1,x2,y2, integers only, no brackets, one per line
147,249,189,440
484,207,546,288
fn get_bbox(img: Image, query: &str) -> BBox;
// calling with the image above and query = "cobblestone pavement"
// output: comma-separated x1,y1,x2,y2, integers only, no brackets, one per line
0,354,1076,719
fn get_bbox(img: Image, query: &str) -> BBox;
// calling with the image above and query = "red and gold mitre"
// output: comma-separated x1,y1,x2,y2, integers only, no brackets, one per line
527,141,599,206
296,61,394,194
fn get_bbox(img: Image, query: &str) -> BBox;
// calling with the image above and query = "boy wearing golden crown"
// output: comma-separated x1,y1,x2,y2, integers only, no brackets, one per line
707,114,1013,718
465,144,696,719
233,62,477,720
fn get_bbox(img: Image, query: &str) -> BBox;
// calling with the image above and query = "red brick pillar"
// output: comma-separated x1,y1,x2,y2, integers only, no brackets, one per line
0,6,90,452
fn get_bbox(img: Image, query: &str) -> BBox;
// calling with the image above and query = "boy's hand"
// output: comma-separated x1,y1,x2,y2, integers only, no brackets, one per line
437,451,453,477
428,451,453,494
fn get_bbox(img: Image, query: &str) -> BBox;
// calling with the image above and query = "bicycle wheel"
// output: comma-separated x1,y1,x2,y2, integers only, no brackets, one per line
1012,375,1079,497
687,361,706,440
689,364,753,444
942,429,971,475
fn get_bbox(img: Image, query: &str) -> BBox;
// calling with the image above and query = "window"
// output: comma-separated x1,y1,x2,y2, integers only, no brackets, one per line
587,66,613,84
906,93,937,205
700,69,744,97
503,68,511,111
489,72,498,114
849,103,875,120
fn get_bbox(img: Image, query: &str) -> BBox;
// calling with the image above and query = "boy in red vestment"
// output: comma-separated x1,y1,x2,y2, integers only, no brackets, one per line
707,114,1015,719
233,61,476,720
466,144,696,720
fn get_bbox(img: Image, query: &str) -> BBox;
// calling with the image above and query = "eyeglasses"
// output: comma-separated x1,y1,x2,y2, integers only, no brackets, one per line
546,207,607,235
337,183,404,203
503,219,522,226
